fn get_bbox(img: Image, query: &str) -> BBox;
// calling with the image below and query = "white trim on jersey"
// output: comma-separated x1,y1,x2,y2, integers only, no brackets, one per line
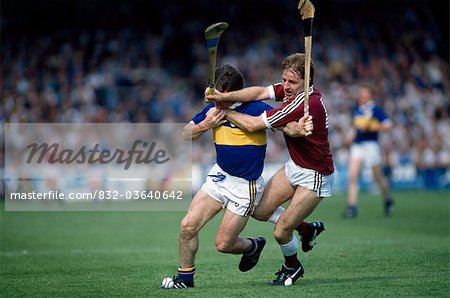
266,86,313,126
318,96,330,129
268,85,276,101
268,92,304,125
261,111,272,129
229,102,242,110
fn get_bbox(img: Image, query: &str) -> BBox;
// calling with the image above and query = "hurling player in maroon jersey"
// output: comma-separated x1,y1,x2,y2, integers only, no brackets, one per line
206,53,335,286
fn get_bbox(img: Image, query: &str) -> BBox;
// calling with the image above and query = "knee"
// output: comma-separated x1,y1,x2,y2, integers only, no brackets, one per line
273,225,290,243
215,236,233,253
180,217,199,240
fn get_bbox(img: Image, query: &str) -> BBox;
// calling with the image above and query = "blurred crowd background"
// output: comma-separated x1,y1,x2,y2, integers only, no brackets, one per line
1,0,449,192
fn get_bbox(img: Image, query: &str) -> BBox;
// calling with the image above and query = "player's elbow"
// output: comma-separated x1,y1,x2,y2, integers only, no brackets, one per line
379,120,393,132
382,123,393,131
182,125,196,140
182,130,191,140
183,133,199,141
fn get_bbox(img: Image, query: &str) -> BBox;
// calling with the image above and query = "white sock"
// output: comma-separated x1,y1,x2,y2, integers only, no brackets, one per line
280,234,299,256
267,207,285,224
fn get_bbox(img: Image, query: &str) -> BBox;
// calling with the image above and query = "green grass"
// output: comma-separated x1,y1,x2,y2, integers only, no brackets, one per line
1,191,449,297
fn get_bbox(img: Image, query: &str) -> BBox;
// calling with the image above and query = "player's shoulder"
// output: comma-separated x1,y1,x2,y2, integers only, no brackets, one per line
273,83,284,91
372,103,389,117
240,100,272,115
312,86,323,97
372,103,384,111
310,87,324,104
201,102,215,112
272,82,283,89
243,100,272,109
193,103,215,119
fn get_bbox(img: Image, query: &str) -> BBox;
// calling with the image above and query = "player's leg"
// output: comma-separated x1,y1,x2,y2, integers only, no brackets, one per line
271,162,334,286
252,166,295,221
251,167,300,253
175,189,223,288
271,186,322,286
344,154,363,218
215,209,250,254
371,164,390,198
253,165,325,252
371,163,394,216
368,141,394,216
216,209,266,272
214,176,267,272
274,187,322,244
179,189,223,266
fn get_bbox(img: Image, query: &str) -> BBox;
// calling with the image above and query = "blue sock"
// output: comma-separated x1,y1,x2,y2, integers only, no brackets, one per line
244,238,257,255
178,266,195,283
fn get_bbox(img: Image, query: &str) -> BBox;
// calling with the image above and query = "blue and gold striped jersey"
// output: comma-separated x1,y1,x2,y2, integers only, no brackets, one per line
353,101,389,143
192,102,272,180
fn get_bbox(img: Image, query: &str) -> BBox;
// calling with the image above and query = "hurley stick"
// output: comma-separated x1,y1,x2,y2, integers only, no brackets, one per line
205,22,229,95
298,0,315,117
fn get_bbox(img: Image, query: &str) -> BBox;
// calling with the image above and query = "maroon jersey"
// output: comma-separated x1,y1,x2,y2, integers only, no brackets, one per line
261,83,334,175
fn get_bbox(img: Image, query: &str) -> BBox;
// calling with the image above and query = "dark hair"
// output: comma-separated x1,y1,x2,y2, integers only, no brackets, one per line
215,64,244,92
281,53,314,85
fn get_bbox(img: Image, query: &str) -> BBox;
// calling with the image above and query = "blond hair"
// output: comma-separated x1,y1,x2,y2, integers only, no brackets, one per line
281,53,314,85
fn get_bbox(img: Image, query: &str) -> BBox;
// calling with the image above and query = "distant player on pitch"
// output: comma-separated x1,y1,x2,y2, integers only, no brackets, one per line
342,83,393,218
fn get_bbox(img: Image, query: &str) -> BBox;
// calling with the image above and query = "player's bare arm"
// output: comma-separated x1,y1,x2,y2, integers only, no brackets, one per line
226,110,313,137
343,128,356,147
372,120,392,132
205,86,269,103
225,110,266,132
182,107,226,140
279,115,313,137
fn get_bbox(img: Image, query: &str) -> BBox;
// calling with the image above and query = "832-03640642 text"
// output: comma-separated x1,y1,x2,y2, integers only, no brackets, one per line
9,190,184,201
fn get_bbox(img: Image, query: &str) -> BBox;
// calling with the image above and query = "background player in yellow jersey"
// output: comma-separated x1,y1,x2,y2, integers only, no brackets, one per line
343,84,393,218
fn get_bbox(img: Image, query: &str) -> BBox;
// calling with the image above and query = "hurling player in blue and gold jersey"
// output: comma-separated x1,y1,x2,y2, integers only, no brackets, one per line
343,84,393,218
167,64,273,289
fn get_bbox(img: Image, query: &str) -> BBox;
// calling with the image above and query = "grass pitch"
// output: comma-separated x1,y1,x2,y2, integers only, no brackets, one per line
1,190,448,297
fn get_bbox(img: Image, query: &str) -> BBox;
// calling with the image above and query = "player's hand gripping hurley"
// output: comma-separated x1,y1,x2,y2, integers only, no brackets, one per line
298,0,315,136
205,22,229,95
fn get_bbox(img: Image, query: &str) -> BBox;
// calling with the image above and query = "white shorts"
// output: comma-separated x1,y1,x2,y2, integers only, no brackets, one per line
350,141,382,167
285,158,334,198
201,164,264,217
